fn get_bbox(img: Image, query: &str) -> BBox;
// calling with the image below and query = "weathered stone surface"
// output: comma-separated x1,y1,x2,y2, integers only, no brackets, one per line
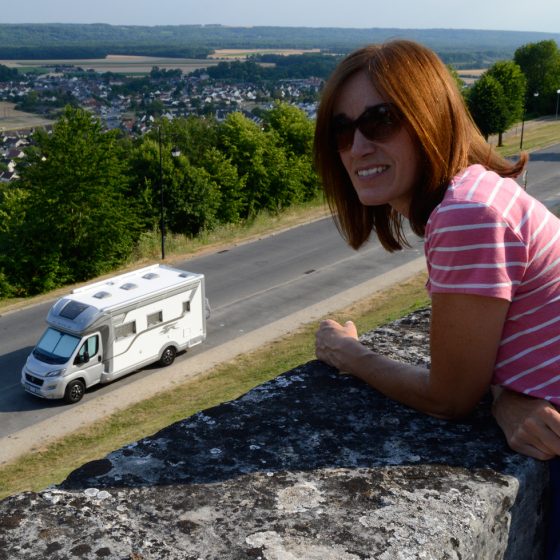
0,309,549,559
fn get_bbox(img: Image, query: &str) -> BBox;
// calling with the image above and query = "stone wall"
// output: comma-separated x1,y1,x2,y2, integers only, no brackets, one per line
0,309,549,559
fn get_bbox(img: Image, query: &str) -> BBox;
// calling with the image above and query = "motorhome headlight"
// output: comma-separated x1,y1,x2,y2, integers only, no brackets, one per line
45,368,67,378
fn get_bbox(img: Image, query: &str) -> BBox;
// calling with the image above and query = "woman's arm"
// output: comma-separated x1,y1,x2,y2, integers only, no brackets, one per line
315,292,509,419
492,387,560,460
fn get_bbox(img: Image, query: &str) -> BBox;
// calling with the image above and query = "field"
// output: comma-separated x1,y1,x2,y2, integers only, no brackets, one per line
209,48,322,59
456,68,486,85
0,102,54,131
0,54,221,75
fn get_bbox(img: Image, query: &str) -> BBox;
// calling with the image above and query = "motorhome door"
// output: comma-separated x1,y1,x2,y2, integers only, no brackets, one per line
74,333,103,386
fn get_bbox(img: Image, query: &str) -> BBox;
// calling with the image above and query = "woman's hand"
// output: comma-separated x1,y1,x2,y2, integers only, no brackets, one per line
492,387,560,460
315,319,360,371
315,293,507,419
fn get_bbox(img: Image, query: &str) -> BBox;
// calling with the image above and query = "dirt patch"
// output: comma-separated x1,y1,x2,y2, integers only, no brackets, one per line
0,102,53,131
456,68,486,85
0,56,219,75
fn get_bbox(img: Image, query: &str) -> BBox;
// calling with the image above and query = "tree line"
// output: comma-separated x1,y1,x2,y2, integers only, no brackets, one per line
466,40,560,142
0,23,558,64
198,55,340,82
0,103,319,298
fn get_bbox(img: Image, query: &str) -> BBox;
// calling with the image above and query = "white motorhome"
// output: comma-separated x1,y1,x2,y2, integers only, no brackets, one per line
21,264,208,403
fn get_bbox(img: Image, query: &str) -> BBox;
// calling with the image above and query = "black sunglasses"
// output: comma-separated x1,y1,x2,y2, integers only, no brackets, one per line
331,103,403,152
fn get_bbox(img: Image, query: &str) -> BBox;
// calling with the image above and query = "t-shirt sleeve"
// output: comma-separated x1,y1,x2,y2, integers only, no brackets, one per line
424,203,528,301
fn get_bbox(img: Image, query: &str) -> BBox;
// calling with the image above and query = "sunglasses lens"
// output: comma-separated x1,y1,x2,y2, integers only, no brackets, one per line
361,105,400,142
334,124,355,151
333,104,402,151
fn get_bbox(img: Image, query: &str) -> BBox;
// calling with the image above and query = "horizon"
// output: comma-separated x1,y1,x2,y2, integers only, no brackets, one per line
1,22,560,35
1,0,559,35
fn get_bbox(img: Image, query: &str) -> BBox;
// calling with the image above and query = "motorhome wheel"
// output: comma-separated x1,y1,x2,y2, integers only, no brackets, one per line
160,346,176,367
64,379,86,404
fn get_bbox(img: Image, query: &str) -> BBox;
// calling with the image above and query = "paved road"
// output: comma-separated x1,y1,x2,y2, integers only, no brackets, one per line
0,219,424,438
1,142,559,441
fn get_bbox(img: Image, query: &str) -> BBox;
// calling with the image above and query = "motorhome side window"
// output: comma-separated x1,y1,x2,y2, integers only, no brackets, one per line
147,311,163,327
115,321,136,340
75,335,98,364
183,301,191,314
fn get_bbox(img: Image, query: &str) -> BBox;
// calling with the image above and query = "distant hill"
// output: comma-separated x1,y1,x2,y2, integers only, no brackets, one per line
0,23,558,67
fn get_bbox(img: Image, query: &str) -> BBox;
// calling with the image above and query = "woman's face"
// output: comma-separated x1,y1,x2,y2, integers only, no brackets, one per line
333,71,420,217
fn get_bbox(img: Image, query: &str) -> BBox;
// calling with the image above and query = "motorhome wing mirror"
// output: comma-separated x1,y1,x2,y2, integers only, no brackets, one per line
76,351,90,365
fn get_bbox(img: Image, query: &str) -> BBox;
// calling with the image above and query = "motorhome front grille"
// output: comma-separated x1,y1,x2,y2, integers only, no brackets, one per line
25,373,44,386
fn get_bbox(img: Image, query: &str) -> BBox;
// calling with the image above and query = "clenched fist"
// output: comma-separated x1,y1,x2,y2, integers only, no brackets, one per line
315,319,360,371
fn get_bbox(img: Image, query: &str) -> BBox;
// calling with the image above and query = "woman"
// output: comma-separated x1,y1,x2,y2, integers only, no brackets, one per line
313,40,560,558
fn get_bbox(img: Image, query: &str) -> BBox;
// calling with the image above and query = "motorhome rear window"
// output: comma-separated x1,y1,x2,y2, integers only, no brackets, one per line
142,273,160,280
59,301,89,320
120,283,138,290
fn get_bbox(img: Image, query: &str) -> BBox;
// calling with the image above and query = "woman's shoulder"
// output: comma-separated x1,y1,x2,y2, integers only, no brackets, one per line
439,164,525,211
428,163,552,241
427,165,516,229
448,164,508,198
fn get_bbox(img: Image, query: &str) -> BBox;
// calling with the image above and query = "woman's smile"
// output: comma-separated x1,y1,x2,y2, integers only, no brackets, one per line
356,165,389,178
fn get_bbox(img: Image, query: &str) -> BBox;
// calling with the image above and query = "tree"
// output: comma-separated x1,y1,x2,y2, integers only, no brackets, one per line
447,65,465,95
0,184,28,297
201,147,245,224
218,112,271,218
0,63,18,82
486,60,526,145
165,160,221,235
262,101,314,156
467,74,509,141
10,106,140,294
129,130,222,238
514,40,560,115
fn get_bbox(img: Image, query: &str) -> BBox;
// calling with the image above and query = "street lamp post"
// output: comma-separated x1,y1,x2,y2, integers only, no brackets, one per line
556,89,560,120
157,125,181,261
158,126,165,260
519,92,539,151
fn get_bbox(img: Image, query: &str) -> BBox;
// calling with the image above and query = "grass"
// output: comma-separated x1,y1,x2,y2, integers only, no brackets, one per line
0,271,429,500
493,118,560,157
130,195,330,263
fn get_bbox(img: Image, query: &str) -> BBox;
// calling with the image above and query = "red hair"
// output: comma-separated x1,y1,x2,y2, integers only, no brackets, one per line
314,40,527,251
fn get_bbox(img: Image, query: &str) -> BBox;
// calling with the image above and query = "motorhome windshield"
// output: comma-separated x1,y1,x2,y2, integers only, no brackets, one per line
33,328,81,365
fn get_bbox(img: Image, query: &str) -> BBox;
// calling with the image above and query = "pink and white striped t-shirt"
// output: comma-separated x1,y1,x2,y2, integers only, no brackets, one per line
425,164,560,405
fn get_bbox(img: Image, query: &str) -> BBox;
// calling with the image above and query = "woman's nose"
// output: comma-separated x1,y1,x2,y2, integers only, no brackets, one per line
350,128,376,155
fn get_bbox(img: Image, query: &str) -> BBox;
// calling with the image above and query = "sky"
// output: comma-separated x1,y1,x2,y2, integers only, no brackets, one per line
1,0,559,34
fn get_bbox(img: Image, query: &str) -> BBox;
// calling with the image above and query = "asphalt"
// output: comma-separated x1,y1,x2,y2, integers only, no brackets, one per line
0,256,426,465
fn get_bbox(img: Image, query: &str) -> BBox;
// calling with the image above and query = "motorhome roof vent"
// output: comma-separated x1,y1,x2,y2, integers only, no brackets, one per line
60,300,89,320
142,272,159,280
120,283,138,290
93,291,111,299
179,272,190,278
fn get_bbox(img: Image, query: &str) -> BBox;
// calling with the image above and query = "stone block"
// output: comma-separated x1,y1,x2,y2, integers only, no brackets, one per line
0,309,548,559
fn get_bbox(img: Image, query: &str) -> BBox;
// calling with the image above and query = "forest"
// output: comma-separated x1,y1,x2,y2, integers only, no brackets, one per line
0,23,559,67
0,103,319,298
